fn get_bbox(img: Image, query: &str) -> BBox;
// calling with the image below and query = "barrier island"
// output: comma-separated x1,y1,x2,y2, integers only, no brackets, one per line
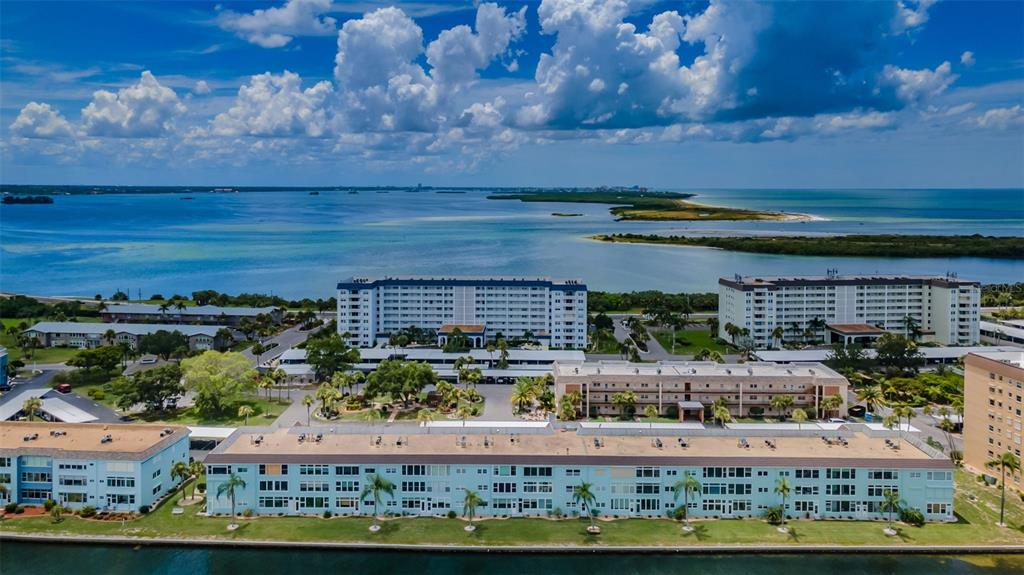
592,233,1024,259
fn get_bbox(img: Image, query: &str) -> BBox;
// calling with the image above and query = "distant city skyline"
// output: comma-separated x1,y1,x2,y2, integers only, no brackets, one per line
2,0,1022,188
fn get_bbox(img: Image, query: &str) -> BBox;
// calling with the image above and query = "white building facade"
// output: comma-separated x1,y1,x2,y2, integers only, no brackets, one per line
718,274,980,349
337,277,587,349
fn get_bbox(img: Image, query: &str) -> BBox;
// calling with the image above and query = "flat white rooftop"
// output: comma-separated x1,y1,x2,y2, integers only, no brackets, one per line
969,349,1024,369
554,360,843,379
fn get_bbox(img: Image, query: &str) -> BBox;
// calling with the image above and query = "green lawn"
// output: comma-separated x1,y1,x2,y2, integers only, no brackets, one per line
132,395,289,426
589,333,622,355
1,317,101,365
4,470,1024,547
652,328,731,355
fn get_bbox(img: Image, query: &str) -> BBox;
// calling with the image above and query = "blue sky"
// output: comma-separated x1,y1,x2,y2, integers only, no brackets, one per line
2,0,1022,188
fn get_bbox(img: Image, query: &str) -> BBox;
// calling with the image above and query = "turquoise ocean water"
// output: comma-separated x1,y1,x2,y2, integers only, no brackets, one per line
0,188,1021,298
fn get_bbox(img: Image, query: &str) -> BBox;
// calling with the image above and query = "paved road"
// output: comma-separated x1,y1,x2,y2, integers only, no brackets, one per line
244,324,320,366
477,384,515,420
0,370,122,423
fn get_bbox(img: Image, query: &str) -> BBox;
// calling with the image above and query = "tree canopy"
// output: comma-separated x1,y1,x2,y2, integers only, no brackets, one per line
305,333,360,381
67,345,122,371
138,330,189,360
108,364,183,413
364,360,437,406
181,351,256,416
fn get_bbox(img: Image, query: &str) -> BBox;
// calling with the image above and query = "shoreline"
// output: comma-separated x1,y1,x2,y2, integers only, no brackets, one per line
4,532,1024,555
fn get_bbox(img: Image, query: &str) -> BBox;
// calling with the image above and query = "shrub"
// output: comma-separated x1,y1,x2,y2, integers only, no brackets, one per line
671,506,688,521
80,506,97,518
4,502,17,513
552,506,563,519
323,510,332,519
15,506,25,514
197,482,207,493
43,498,57,511
242,508,254,518
900,507,925,527
763,505,784,525
446,510,457,519
139,505,151,514
748,406,764,417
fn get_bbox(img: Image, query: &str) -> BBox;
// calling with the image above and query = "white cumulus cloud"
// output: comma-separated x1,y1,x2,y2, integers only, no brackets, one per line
9,102,76,139
81,71,186,137
216,0,337,48
881,61,956,105
960,51,975,67
211,71,334,138
193,80,212,95
974,105,1023,130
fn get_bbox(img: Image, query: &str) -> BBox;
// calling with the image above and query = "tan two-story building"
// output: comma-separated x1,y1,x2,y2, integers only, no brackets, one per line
554,360,848,421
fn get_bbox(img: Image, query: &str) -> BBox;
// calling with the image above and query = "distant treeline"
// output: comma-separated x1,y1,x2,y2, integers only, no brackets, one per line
982,283,1024,307
0,185,658,196
589,291,718,313
2,195,54,204
0,295,98,320
594,233,1024,259
188,290,336,311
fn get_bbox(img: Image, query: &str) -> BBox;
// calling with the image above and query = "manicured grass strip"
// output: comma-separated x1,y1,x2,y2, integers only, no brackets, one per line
651,329,731,355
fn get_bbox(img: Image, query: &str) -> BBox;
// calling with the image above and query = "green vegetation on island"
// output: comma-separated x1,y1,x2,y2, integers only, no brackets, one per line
592,233,1024,259
489,190,798,221
551,212,584,217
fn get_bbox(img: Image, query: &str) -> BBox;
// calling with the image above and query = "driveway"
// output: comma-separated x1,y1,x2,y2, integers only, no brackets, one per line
244,324,321,366
476,384,515,421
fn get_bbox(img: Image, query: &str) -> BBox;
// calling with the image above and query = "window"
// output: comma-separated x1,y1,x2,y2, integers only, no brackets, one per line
259,464,288,476
259,496,290,509
401,481,427,492
0,458,10,467
106,476,135,488
107,493,135,506
58,463,86,470
300,481,329,492
635,467,660,478
59,476,87,486
20,471,51,483
152,484,162,495
492,482,517,493
794,501,815,512
336,480,359,492
493,465,517,477
208,466,230,475
826,468,856,480
795,469,819,479
402,465,427,476
825,484,856,496
299,465,329,475
868,470,898,480
152,469,161,479
20,489,51,500
927,502,950,515
927,471,953,482
298,497,328,509
335,466,359,476
565,469,581,477
868,485,897,497
336,497,359,508
259,480,289,491
62,492,87,503
523,467,552,477
522,482,553,493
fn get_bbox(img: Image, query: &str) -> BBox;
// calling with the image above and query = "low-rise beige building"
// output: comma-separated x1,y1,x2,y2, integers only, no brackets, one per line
963,351,1024,491
554,360,848,420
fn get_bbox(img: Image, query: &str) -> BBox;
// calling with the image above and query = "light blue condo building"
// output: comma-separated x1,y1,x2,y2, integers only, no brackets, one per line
0,422,189,512
204,424,954,522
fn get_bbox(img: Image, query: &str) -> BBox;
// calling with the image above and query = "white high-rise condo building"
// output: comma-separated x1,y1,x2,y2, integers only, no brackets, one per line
718,273,980,349
337,276,587,349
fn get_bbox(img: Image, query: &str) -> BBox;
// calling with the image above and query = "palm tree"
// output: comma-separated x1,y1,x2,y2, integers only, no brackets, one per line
986,452,1021,527
485,343,496,367
238,405,254,426
171,460,190,501
938,417,958,462
22,397,42,421
416,408,436,422
462,488,485,532
775,477,791,532
510,378,536,414
302,395,314,425
360,473,396,532
251,342,267,366
771,325,785,348
673,474,702,531
611,391,637,419
216,473,247,530
791,408,808,430
189,460,205,499
103,328,117,346
808,317,827,342
901,315,921,341
712,403,732,427
496,339,510,369
573,482,600,534
881,488,902,534
456,404,474,423
856,386,885,414
50,503,64,523
769,395,794,420
821,394,844,419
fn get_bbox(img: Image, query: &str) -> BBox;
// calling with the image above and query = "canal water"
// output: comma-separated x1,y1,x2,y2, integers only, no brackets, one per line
1,542,1022,575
